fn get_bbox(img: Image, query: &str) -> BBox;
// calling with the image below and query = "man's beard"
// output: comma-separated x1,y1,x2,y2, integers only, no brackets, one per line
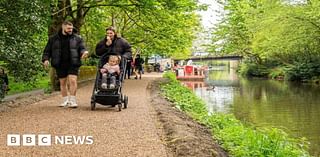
64,30,72,35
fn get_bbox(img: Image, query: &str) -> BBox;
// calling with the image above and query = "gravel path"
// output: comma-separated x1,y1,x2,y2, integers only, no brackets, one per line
0,73,169,157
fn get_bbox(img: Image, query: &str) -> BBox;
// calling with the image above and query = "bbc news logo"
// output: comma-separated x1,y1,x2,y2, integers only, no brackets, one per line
7,134,94,146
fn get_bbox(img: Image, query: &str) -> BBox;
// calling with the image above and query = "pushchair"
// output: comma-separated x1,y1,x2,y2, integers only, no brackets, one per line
90,53,128,111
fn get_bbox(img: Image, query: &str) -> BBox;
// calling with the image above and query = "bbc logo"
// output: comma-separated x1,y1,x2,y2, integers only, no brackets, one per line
7,134,51,146
7,134,93,146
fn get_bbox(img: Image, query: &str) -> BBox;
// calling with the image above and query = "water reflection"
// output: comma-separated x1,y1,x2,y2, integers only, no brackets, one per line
233,79,320,156
186,60,320,156
195,86,234,113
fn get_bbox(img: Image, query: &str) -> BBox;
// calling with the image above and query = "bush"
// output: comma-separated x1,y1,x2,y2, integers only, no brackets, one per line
82,56,99,66
238,63,269,77
269,67,285,80
284,61,320,81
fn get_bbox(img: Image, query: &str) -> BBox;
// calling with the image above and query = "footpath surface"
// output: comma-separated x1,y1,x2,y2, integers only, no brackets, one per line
0,73,170,157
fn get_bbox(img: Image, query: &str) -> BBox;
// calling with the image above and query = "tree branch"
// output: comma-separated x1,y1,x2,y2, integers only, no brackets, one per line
66,0,74,19
51,5,72,16
83,3,141,9
291,15,320,31
123,9,155,33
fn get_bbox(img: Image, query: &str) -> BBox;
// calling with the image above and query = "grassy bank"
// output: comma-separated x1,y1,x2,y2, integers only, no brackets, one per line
7,76,50,95
5,66,96,95
161,72,310,157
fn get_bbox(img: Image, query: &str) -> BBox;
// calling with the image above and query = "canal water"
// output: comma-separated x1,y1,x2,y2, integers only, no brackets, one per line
186,60,320,156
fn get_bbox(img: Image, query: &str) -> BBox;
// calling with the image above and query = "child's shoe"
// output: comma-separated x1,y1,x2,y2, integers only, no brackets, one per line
101,83,107,89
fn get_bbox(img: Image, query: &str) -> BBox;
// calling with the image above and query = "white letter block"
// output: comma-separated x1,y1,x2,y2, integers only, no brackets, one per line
38,134,51,146
7,134,20,146
23,134,36,146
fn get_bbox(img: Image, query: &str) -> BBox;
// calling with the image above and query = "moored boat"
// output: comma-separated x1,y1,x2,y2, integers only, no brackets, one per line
175,65,207,80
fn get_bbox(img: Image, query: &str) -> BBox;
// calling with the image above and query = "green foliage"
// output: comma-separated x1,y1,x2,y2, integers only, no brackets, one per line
82,57,99,66
162,72,178,83
206,114,310,157
238,62,269,77
161,72,310,157
269,67,285,80
284,61,320,81
80,7,109,56
81,0,202,58
0,0,50,83
1,0,203,84
161,72,209,120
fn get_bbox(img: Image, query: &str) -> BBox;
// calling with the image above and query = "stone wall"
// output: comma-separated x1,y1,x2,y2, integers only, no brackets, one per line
78,66,97,82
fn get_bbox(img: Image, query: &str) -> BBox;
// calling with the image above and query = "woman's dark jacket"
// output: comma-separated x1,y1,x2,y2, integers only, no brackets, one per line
95,37,132,59
42,32,87,68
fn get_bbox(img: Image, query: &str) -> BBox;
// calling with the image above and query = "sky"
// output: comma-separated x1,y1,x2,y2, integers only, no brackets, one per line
197,0,223,29
192,0,224,52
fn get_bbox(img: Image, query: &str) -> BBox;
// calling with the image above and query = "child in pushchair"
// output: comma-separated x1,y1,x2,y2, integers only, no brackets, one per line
91,53,128,111
100,55,120,89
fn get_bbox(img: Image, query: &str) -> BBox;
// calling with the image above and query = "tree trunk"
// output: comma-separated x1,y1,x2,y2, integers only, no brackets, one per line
48,0,68,91
49,0,66,36
72,0,85,34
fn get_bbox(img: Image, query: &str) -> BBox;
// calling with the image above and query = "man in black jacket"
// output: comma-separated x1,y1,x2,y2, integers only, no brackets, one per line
42,20,88,108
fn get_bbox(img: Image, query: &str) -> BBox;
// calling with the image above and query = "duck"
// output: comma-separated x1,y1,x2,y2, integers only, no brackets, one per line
206,85,215,91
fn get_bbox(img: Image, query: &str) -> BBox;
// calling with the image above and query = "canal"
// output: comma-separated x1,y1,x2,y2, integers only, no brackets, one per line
186,60,320,156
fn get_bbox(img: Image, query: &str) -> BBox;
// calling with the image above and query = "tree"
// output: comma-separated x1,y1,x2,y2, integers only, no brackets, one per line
0,0,204,88
0,0,50,82
81,0,203,58
210,0,320,80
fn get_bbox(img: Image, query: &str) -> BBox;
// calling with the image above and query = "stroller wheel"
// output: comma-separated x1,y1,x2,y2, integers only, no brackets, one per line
124,95,128,109
118,104,122,111
121,94,125,102
91,101,96,111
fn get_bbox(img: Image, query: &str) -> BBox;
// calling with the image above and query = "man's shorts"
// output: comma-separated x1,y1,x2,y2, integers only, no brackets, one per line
55,67,79,78
134,65,142,73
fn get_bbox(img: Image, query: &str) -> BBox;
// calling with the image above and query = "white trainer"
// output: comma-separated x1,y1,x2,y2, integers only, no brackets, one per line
68,96,78,108
59,96,69,107
68,101,78,108
59,101,69,107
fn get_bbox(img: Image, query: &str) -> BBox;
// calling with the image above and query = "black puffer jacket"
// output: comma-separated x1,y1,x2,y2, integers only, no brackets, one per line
95,37,132,59
42,32,87,68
